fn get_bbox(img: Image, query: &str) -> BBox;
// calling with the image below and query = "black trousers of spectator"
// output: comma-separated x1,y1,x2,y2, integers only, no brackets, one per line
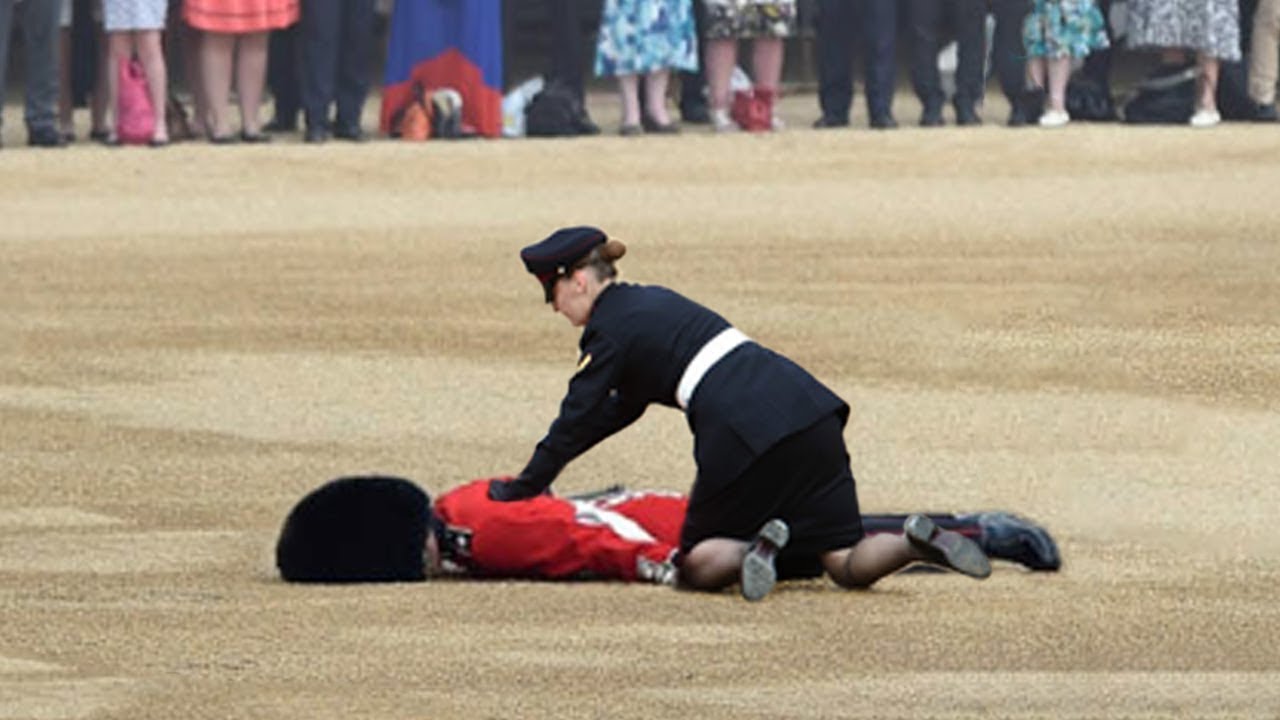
909,0,985,112
678,0,708,115
816,0,897,122
548,0,589,101
268,24,302,127
988,0,1031,102
301,0,375,133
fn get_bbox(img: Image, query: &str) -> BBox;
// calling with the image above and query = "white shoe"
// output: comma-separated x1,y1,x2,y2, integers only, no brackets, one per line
1189,108,1221,127
1038,109,1070,128
711,108,739,133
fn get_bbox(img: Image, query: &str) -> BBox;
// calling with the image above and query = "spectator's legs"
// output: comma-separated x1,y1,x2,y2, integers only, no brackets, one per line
815,0,855,125
135,28,168,142
235,31,269,136
1046,55,1069,112
989,0,1029,102
1249,0,1280,106
59,4,74,138
1197,53,1221,112
334,0,375,134
0,0,13,138
302,0,339,134
200,30,235,138
860,0,897,123
617,73,641,128
1080,0,1113,87
103,31,130,139
822,534,917,589
21,0,64,140
266,25,301,130
91,25,110,137
704,36,737,127
950,0,986,121
548,0,586,101
183,21,206,136
643,68,673,125
909,0,945,123
678,0,708,122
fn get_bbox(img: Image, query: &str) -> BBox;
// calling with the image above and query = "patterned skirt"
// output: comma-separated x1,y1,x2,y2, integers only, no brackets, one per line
103,0,168,31
1023,0,1110,59
1125,0,1241,61
595,0,699,76
702,0,796,40
183,0,299,33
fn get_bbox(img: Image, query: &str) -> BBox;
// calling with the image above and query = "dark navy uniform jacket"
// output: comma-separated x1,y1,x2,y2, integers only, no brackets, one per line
510,282,849,498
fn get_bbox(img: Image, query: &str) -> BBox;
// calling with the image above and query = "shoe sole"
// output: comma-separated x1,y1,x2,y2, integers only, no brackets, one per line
740,519,789,602
905,514,992,579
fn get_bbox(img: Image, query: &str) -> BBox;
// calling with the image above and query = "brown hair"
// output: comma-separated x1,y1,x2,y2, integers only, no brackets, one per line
578,239,626,281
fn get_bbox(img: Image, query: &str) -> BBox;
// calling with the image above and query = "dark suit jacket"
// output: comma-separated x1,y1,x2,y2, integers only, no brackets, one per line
518,282,848,494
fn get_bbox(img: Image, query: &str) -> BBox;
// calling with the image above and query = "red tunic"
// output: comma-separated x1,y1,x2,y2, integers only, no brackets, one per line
432,480,683,581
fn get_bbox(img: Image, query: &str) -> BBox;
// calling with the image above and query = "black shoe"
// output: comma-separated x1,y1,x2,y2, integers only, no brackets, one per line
573,111,600,136
955,104,982,126
920,106,944,127
27,127,67,147
812,115,849,129
263,117,297,133
740,518,789,601
904,514,991,579
680,102,711,124
869,113,898,130
1018,87,1046,125
640,114,680,134
961,512,1062,572
1007,105,1028,127
304,127,329,144
1253,103,1278,122
240,130,273,143
333,125,366,142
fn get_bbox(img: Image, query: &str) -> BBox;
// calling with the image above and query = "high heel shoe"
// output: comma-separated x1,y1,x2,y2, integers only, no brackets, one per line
640,114,680,134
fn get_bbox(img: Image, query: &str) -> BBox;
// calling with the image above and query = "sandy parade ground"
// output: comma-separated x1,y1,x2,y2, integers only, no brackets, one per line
2,91,1280,719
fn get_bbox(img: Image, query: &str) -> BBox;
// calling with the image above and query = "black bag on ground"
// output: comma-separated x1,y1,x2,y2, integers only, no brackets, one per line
1067,75,1118,121
525,80,588,137
1121,64,1195,124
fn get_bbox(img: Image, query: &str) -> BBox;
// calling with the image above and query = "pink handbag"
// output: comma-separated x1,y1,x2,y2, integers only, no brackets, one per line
117,57,155,145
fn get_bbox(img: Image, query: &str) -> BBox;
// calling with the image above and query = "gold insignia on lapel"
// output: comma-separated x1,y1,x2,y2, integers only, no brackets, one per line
576,353,592,372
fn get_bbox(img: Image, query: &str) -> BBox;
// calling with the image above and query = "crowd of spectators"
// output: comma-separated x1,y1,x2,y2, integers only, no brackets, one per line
1,0,1277,149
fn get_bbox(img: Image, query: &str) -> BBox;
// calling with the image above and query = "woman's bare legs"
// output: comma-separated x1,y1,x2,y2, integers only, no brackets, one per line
235,30,269,136
1197,52,1220,112
617,73,641,128
1046,56,1070,113
643,68,672,124
135,29,168,142
703,37,737,125
200,30,234,138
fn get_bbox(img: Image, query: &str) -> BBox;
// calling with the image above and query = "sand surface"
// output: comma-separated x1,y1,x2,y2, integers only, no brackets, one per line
2,92,1279,719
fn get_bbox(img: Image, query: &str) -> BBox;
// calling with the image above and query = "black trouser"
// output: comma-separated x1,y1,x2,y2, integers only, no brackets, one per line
816,0,898,120
989,0,1031,101
678,0,707,112
268,24,301,124
910,0,985,111
547,0,590,102
301,0,375,132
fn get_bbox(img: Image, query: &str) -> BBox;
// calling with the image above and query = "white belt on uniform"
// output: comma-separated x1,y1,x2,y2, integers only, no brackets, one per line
676,327,749,410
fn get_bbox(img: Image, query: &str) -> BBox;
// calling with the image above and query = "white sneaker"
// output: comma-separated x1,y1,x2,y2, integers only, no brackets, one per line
1189,108,1221,127
711,108,739,133
1038,109,1070,128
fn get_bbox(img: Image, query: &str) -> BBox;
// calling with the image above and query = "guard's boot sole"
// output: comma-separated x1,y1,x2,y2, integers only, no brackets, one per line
905,514,992,579
741,519,790,601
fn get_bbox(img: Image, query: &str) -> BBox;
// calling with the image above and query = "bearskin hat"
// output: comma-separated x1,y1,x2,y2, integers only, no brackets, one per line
276,475,431,583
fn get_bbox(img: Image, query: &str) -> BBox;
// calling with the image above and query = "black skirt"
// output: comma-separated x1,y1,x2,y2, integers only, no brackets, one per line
679,411,864,575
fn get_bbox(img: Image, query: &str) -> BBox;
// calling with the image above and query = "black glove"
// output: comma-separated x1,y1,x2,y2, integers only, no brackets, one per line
487,475,548,502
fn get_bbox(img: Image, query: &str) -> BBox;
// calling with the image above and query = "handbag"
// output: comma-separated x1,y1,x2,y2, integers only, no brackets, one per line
117,56,156,145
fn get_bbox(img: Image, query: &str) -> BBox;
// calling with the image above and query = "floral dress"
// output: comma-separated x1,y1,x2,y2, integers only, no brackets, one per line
702,0,797,40
1023,0,1110,59
1125,0,1241,61
595,0,699,77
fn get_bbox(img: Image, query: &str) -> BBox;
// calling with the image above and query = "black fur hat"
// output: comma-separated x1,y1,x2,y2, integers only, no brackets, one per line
276,475,431,583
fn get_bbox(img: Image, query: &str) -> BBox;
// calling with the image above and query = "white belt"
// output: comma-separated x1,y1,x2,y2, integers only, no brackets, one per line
676,328,749,410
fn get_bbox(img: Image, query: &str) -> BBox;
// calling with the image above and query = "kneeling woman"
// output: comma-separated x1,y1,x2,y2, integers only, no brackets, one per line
489,226,991,600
